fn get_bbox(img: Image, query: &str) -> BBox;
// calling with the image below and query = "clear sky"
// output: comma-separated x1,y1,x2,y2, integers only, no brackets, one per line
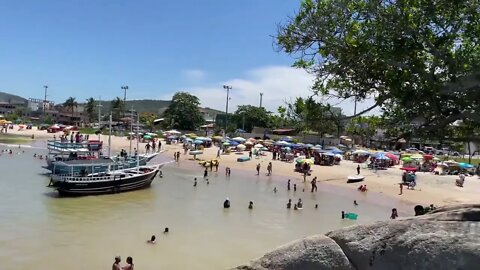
0,0,370,115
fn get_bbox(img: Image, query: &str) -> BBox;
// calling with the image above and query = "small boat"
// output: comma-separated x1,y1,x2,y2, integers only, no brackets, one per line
347,175,365,183
49,164,164,196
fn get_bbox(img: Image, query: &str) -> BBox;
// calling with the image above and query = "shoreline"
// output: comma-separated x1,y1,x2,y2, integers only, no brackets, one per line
6,126,480,207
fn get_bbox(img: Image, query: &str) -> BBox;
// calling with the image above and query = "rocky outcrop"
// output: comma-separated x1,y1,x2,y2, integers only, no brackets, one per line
234,204,480,270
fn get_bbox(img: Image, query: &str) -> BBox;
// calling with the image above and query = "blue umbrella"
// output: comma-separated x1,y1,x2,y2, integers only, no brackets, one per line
230,141,239,146
459,162,474,169
194,140,204,144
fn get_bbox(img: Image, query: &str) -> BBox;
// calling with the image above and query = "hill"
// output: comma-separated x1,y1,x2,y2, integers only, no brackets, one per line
94,99,171,115
0,91,27,104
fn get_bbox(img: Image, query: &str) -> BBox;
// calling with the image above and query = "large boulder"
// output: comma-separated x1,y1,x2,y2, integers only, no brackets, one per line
234,204,480,270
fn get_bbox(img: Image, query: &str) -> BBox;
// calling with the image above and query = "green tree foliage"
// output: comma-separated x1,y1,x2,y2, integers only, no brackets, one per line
110,97,124,121
163,92,204,130
346,116,383,146
277,0,480,139
139,112,158,132
63,97,78,122
285,97,341,136
85,97,96,123
232,105,271,132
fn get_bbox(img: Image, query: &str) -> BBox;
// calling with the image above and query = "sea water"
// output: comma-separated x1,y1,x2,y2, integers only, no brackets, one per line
0,145,412,269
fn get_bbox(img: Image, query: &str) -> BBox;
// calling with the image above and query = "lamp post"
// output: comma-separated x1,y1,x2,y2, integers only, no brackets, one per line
97,96,102,140
43,85,48,122
121,85,128,117
223,85,232,137
259,92,263,108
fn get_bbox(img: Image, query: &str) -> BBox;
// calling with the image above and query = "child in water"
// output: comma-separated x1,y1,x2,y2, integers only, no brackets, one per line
147,235,156,244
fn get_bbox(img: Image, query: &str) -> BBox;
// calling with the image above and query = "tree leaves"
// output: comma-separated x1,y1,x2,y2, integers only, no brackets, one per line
163,92,204,131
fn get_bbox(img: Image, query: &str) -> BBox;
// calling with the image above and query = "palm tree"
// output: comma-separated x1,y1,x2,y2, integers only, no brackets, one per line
85,97,96,123
63,97,78,124
110,97,124,121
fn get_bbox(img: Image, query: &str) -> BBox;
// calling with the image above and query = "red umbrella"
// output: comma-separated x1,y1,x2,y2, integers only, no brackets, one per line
400,167,417,172
423,154,433,160
385,153,399,160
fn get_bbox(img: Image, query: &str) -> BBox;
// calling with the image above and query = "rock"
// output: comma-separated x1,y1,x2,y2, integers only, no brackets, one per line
233,204,480,270
234,235,354,270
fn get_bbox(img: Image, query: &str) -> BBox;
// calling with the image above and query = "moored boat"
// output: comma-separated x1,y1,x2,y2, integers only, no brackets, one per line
49,164,163,196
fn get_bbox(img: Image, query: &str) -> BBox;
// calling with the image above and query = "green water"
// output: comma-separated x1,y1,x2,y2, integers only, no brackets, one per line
0,146,412,269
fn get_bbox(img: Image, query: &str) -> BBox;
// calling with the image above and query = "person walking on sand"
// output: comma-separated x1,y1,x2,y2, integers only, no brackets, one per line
293,184,297,192
357,164,360,175
214,160,219,172
158,140,162,152
256,163,260,175
399,183,403,195
267,162,272,176
311,177,317,192
217,148,221,158
287,179,291,190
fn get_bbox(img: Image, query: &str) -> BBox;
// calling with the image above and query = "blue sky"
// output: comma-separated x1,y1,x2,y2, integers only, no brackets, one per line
0,0,370,114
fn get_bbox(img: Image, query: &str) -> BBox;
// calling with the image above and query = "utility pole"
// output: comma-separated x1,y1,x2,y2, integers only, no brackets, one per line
223,85,232,137
43,85,48,122
121,85,128,117
259,92,263,108
129,106,134,156
97,96,102,140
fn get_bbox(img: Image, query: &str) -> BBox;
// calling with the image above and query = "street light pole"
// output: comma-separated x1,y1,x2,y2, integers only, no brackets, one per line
223,85,232,137
97,96,102,140
259,92,263,108
121,85,128,117
43,85,48,122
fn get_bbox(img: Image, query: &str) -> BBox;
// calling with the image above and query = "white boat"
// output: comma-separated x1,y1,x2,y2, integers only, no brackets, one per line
347,175,365,183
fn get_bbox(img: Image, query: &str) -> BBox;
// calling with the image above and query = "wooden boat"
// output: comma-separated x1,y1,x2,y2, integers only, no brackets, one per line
347,175,365,183
49,164,164,196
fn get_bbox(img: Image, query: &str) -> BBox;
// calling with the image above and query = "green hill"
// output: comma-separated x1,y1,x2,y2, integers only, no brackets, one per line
95,99,172,115
0,91,27,104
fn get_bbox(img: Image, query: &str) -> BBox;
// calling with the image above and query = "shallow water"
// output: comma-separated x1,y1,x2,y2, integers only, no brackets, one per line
0,146,412,269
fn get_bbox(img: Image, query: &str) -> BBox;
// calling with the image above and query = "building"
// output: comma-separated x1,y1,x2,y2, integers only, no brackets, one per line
199,107,223,124
27,98,55,112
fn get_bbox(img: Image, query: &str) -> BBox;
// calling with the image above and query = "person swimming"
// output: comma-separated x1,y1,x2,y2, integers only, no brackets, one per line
294,204,298,210
354,200,358,206
164,227,169,234
315,204,318,209
297,199,303,209
286,199,292,209
147,235,156,244
248,201,253,209
193,178,197,187
223,198,230,208
273,187,277,193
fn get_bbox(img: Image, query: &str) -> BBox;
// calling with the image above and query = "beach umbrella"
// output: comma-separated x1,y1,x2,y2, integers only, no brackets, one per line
261,147,269,151
237,144,246,150
353,149,368,155
280,136,293,142
212,136,223,140
401,157,412,162
385,153,399,160
222,142,231,146
194,140,204,144
230,141,239,146
167,135,177,139
254,144,264,148
296,158,314,165
143,135,152,139
196,137,207,141
411,154,423,160
185,138,193,142
283,147,292,153
244,141,253,145
458,162,474,169
400,167,417,172
166,130,181,135
232,137,246,142
305,143,314,148
204,137,212,142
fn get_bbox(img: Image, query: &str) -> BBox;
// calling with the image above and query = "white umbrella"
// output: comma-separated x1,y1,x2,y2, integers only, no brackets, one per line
237,144,246,150
166,130,181,135
232,137,246,142
244,141,254,145
254,144,264,148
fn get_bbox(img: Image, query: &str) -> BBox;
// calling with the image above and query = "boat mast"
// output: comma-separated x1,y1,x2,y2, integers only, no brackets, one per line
129,106,133,156
136,112,140,173
108,114,112,157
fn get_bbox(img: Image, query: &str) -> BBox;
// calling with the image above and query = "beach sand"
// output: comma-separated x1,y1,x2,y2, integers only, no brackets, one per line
6,127,480,206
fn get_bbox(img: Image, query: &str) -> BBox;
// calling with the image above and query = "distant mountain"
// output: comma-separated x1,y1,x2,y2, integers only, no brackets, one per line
92,99,172,115
0,91,27,104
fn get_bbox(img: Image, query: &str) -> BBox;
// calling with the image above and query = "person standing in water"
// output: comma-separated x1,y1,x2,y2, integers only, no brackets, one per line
293,184,297,192
112,256,121,270
273,187,277,193
286,199,292,209
248,201,253,209
390,208,398,219
287,179,291,190
354,200,358,206
224,198,231,208
147,235,156,244
357,164,361,175
267,162,272,176
193,178,197,187
256,163,261,175
123,256,134,270
204,168,208,178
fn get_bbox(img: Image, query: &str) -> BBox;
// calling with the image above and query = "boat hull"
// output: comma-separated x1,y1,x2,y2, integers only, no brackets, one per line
347,175,365,183
51,169,159,196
